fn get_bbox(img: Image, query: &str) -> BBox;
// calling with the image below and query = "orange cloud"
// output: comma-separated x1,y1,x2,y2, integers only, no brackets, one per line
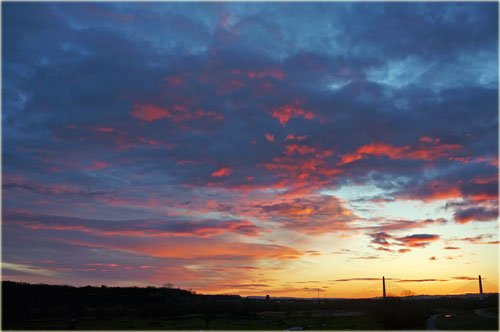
422,181,462,201
132,103,223,123
369,232,440,249
452,276,479,281
261,143,340,195
339,139,462,165
397,278,448,282
284,144,318,156
59,238,301,261
254,195,356,234
271,102,315,126
144,265,200,283
395,234,440,248
135,241,301,260
331,277,381,282
211,167,233,178
469,193,498,202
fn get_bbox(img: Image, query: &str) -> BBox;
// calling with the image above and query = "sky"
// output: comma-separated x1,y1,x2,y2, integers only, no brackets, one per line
2,2,499,298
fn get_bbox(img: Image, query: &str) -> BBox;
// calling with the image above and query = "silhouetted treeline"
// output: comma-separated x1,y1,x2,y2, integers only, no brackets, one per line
2,281,498,330
3,281,240,322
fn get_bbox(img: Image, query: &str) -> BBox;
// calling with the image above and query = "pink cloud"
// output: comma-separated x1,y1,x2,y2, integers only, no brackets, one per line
132,104,170,122
10,214,265,239
285,134,307,141
212,167,233,178
264,133,275,142
86,161,110,170
95,127,115,133
247,69,285,80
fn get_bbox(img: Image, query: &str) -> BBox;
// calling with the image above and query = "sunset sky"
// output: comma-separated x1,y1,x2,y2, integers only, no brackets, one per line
2,2,498,298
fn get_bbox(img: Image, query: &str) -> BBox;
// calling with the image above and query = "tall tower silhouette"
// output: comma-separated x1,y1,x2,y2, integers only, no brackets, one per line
382,276,386,299
479,275,483,300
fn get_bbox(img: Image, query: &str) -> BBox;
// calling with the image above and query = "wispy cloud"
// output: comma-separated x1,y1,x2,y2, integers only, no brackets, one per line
2,262,57,277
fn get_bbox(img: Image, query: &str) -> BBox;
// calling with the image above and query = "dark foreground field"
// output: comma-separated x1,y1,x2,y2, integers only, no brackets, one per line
2,281,498,330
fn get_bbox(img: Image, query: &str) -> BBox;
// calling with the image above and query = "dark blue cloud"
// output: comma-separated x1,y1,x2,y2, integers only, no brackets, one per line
4,1,497,194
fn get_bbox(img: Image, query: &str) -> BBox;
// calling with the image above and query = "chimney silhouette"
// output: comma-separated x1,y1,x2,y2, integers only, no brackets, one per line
382,276,386,299
479,275,483,300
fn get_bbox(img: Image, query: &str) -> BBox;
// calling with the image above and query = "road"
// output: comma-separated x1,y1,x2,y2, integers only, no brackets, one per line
474,308,498,319
426,314,442,330
428,309,498,330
